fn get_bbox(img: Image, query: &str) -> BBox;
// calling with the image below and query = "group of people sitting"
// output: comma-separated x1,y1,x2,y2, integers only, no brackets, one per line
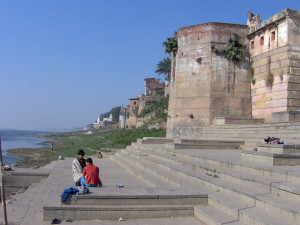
72,149,102,187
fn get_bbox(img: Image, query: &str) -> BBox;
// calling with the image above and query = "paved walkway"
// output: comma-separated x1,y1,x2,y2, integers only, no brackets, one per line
0,157,205,225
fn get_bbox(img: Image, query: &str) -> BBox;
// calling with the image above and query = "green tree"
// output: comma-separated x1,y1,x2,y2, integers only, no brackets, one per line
100,106,121,122
138,95,169,122
212,33,245,64
99,111,111,120
162,36,178,55
111,106,121,122
155,57,171,81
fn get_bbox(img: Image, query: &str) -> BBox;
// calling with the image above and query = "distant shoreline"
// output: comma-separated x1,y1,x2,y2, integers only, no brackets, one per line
6,147,52,168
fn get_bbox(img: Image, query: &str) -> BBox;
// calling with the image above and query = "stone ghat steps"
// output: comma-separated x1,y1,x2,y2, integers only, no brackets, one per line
198,123,300,150
128,144,300,185
112,142,300,224
124,145,300,201
202,123,300,140
43,204,196,221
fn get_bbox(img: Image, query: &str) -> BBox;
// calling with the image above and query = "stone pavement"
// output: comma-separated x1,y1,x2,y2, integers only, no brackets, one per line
0,157,205,225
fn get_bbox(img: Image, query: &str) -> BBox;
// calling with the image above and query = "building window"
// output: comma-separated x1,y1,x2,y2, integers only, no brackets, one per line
134,102,136,105
271,31,276,41
260,36,264,46
250,41,254,49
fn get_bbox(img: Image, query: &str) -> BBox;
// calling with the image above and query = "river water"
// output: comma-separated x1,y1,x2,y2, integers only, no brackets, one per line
0,129,52,164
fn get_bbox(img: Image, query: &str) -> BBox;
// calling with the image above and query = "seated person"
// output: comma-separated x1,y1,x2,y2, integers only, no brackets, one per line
97,152,103,158
80,158,100,187
72,149,86,186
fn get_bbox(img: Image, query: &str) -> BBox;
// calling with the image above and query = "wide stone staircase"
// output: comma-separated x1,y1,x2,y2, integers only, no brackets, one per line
108,122,300,224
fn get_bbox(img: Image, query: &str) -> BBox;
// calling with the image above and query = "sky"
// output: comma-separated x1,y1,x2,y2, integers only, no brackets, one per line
0,0,299,131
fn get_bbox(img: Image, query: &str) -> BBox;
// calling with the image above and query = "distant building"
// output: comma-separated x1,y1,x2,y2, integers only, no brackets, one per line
126,98,139,128
93,116,100,129
102,113,113,127
120,78,167,129
144,78,165,96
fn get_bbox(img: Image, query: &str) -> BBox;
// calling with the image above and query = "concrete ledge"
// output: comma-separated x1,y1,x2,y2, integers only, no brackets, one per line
3,169,50,199
64,194,208,205
166,139,244,150
213,117,264,125
43,205,195,221
257,144,300,154
242,151,300,166
272,111,300,123
137,137,174,144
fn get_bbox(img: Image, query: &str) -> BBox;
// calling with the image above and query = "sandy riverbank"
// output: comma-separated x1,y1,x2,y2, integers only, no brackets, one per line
7,147,52,168
7,147,120,168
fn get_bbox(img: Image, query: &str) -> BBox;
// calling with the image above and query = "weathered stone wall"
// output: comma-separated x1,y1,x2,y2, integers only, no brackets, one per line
126,98,139,128
136,95,162,127
249,9,300,121
167,23,250,138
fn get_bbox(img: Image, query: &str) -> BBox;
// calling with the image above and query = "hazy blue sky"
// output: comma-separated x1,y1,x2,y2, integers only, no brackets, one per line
1,0,299,130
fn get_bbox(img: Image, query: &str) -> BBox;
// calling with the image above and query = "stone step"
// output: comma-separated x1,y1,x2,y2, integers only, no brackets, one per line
209,122,300,129
194,205,241,225
137,137,174,144
129,144,300,185
255,193,300,224
114,152,183,187
196,195,296,225
271,182,300,200
239,206,294,225
165,142,243,150
119,146,300,222
257,144,300,154
199,134,293,143
122,148,266,202
63,193,208,206
125,147,285,194
1,178,48,225
43,204,195,221
126,147,300,202
110,155,163,187
208,192,253,219
128,145,281,180
242,151,300,166
133,146,300,201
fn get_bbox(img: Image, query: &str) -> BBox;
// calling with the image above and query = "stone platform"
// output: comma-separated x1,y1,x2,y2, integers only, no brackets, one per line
1,134,300,224
0,157,206,225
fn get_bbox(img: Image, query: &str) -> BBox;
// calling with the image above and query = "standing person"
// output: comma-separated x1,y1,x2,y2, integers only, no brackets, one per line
72,149,86,186
80,158,100,187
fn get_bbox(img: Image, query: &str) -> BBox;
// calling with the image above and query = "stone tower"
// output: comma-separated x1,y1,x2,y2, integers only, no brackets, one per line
167,23,251,138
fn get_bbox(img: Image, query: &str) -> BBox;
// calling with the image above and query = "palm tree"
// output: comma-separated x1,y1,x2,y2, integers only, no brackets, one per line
155,57,171,81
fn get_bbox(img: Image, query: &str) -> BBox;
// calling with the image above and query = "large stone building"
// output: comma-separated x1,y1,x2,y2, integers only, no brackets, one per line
248,9,300,122
167,22,251,138
166,8,300,138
